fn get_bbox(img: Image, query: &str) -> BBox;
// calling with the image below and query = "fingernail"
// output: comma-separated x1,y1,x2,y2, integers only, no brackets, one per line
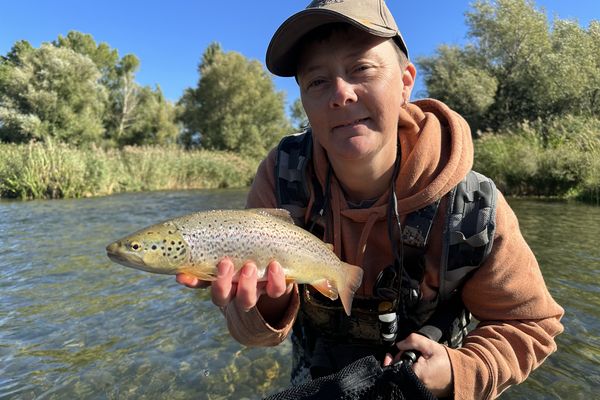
269,262,280,275
242,264,256,278
187,278,199,287
218,262,232,277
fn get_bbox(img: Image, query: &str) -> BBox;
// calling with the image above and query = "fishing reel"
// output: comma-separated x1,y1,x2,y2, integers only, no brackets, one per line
373,261,424,344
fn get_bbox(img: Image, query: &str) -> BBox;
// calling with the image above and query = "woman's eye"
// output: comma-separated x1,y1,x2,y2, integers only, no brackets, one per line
307,79,325,89
354,65,371,73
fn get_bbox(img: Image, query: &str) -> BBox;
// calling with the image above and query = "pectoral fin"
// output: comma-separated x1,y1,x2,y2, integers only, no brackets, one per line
178,268,217,281
285,277,295,286
309,279,339,301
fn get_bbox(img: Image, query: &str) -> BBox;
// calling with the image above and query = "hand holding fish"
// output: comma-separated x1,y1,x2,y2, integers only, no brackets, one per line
176,258,294,324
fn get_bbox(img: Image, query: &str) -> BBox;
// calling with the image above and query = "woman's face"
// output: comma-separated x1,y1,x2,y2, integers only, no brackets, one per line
297,27,415,164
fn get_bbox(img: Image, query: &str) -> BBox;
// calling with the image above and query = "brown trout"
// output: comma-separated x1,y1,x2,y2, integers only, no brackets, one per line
106,208,363,315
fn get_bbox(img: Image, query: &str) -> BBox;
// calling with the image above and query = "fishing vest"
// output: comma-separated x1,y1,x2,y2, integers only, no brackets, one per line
275,130,497,376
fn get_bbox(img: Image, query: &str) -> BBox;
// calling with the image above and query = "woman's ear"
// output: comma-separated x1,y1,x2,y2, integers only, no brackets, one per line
402,63,417,103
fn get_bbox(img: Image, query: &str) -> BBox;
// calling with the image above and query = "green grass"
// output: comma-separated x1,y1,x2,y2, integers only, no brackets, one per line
3,114,599,204
474,115,600,204
0,141,258,200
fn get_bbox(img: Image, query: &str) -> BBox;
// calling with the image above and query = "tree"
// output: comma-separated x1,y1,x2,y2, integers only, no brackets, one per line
418,45,497,132
54,31,119,84
290,98,309,131
115,85,180,146
0,32,180,147
0,43,107,144
2,40,34,64
417,0,600,131
55,31,179,147
104,54,142,144
179,43,290,157
547,19,600,117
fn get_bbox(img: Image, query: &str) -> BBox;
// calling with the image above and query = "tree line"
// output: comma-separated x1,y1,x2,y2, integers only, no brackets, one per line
0,34,302,158
419,0,599,134
1,0,598,160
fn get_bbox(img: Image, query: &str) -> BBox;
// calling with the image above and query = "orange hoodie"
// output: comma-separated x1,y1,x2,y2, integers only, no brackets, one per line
224,99,564,400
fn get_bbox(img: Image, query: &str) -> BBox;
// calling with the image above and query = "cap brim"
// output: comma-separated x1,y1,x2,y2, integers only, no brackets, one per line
266,8,400,77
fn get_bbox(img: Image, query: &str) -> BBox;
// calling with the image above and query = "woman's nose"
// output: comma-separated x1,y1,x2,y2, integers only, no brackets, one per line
329,77,358,108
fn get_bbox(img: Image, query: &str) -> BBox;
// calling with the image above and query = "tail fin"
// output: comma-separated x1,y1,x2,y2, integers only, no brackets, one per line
338,262,363,316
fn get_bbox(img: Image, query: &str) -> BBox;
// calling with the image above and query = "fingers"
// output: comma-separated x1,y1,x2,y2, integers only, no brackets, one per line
178,259,290,313
392,333,453,397
175,273,211,288
211,258,236,308
234,262,259,311
392,333,434,364
265,261,289,298
396,333,433,356
383,353,393,367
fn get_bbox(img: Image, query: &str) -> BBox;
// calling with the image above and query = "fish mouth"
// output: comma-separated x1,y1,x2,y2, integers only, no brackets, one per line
106,242,144,268
106,251,127,264
106,242,120,255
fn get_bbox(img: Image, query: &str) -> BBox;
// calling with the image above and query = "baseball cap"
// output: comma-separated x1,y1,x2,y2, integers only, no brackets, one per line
266,0,409,77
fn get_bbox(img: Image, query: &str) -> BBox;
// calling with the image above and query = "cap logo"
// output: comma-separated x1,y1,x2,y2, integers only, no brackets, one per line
308,0,344,8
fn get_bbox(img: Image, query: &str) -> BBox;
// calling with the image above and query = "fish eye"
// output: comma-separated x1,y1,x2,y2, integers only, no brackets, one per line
130,242,142,251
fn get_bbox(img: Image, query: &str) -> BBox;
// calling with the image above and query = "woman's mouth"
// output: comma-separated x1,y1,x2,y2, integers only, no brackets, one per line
334,117,369,130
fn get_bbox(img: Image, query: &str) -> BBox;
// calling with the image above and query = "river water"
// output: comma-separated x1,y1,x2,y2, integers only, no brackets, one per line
0,189,598,399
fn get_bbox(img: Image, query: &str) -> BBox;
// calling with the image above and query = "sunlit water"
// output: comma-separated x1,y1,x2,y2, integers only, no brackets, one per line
0,191,598,399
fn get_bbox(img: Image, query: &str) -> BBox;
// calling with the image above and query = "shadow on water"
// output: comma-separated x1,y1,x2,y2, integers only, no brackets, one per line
0,192,598,399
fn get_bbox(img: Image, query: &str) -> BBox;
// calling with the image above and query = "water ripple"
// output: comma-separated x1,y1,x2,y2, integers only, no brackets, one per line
0,193,596,399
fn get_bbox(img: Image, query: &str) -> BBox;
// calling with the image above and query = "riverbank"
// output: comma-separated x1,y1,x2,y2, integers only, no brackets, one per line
0,142,258,200
2,127,599,203
473,116,600,204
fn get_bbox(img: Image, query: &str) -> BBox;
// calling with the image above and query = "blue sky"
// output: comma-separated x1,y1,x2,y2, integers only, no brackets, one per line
1,1,599,110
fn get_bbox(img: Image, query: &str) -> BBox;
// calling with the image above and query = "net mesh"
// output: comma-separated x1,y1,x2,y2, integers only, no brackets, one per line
264,355,437,400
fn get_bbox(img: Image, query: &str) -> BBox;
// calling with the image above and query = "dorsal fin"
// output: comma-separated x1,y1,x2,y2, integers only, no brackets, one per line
247,208,295,224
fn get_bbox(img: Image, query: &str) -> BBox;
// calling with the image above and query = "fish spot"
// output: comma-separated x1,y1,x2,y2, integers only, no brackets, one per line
171,241,175,245
168,247,172,251
151,245,157,250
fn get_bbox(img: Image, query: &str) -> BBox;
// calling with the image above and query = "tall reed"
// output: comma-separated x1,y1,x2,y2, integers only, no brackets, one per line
474,115,600,203
0,141,258,200
3,115,599,204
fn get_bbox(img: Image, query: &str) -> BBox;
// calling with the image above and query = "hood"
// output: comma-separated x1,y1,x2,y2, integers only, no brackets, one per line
308,99,474,280
311,98,473,217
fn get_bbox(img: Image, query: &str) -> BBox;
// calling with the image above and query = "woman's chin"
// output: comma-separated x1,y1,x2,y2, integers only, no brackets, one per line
329,136,380,161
